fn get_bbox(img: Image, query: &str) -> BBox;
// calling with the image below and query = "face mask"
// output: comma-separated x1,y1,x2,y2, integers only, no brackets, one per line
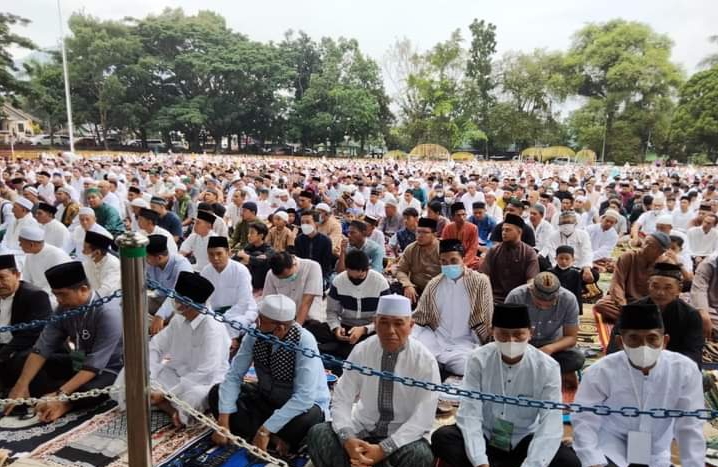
496,340,528,359
348,276,366,286
559,224,576,236
441,264,464,280
624,345,662,368
556,264,572,271
435,191,444,198
300,224,315,235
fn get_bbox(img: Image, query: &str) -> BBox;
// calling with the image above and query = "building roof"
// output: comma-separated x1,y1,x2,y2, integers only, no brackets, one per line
1,102,40,123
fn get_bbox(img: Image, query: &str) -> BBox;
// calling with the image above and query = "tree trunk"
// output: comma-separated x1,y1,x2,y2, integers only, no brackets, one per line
140,127,148,149
214,133,222,154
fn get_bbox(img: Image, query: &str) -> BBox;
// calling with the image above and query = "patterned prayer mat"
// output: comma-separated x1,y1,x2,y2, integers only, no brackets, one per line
25,408,208,467
157,433,257,467
0,400,116,462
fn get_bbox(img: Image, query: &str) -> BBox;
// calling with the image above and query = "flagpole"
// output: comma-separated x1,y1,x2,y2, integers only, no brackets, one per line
57,0,75,154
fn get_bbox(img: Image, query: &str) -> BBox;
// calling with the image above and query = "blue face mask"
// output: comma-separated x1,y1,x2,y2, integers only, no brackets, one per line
441,264,463,280
282,272,298,282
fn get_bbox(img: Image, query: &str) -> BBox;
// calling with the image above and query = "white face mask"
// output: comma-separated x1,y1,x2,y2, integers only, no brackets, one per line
496,340,528,359
624,345,662,368
300,224,315,235
559,224,576,236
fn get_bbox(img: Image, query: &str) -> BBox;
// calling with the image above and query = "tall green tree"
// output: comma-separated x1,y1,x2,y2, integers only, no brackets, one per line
22,59,66,143
464,19,497,141
0,13,36,102
566,19,683,162
671,66,718,161
699,35,718,69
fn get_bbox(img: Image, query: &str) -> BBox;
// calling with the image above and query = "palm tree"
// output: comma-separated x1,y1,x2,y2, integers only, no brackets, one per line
699,35,718,68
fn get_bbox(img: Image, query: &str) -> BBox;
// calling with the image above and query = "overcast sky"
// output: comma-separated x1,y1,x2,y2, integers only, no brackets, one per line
7,0,718,76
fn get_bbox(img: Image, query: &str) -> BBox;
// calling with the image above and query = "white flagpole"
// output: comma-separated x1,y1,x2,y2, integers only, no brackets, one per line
57,0,75,154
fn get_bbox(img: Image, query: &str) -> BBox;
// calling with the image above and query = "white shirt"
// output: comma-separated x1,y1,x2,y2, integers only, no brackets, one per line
369,229,385,246
486,203,503,223
365,200,386,219
2,215,40,252
461,191,485,214
140,226,178,256
586,223,619,261
116,312,230,425
397,197,421,215
256,199,273,220
23,243,71,301
179,230,216,272
532,219,555,258
573,350,705,467
102,192,122,214
331,336,440,451
41,219,72,253
225,203,243,227
686,226,718,257
263,257,323,321
213,218,229,238
634,211,664,235
201,261,258,339
0,293,13,344
38,182,56,204
546,228,593,269
71,223,112,261
672,208,695,233
456,343,562,467
82,254,121,297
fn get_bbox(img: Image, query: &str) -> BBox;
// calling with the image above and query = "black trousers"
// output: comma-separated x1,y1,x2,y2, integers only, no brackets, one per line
304,320,368,362
551,348,586,373
1,350,115,410
432,424,580,467
208,382,324,451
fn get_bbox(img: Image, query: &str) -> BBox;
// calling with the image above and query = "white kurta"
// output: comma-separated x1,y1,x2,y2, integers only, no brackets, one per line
686,226,718,257
82,254,121,297
412,276,478,375
140,226,178,256
456,343,563,467
332,336,440,451
672,209,695,233
114,312,230,424
533,220,555,258
200,261,258,338
71,223,112,261
2,215,40,252
573,350,705,467
23,244,71,307
179,230,216,272
41,219,72,253
586,223,619,261
546,228,593,269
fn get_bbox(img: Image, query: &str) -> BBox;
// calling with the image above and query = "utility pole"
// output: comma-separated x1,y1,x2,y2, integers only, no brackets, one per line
57,0,75,154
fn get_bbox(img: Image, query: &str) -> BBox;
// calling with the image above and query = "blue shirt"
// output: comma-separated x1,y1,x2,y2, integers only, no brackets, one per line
218,327,330,433
158,212,184,239
147,254,193,319
469,215,496,244
348,239,385,273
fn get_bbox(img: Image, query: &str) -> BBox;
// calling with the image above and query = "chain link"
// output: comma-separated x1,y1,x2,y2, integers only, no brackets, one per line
154,385,286,467
148,278,718,421
0,289,123,334
0,385,123,407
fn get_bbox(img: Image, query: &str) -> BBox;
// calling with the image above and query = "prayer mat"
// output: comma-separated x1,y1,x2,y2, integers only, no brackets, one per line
27,408,208,467
704,342,718,368
157,433,260,467
0,400,115,461
592,309,614,353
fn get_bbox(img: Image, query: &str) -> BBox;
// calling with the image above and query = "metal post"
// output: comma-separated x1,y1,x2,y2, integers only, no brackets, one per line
57,0,75,154
600,113,608,164
116,232,151,467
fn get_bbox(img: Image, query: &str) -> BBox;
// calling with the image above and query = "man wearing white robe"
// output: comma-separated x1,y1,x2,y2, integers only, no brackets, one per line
1,197,39,253
18,226,71,307
586,209,620,264
201,236,257,345
307,294,440,467
573,303,705,467
179,210,217,272
432,303,581,467
81,231,121,298
412,239,493,376
36,203,72,253
136,208,178,256
114,271,229,426
71,208,112,261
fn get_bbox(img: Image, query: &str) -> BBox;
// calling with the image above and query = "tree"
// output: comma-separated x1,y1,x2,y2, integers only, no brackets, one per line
671,66,718,161
464,19,497,137
0,13,36,102
566,19,683,162
22,59,66,143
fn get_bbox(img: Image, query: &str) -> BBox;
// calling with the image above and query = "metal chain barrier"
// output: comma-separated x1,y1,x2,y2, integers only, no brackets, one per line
154,385,286,467
0,385,123,407
0,289,123,333
148,278,718,421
